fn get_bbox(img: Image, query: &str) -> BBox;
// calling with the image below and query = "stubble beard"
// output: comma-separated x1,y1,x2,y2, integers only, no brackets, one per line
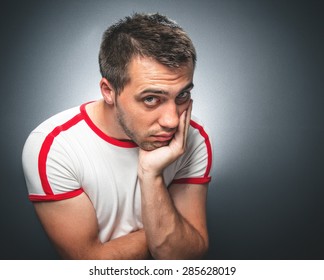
115,105,169,151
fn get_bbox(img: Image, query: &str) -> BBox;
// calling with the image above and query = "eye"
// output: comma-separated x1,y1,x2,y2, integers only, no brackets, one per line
176,91,191,104
143,96,160,107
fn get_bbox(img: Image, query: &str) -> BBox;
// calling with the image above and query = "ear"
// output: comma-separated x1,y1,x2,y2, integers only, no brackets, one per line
100,78,116,105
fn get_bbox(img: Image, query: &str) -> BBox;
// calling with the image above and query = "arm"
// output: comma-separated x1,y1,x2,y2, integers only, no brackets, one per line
34,192,151,259
139,177,209,259
138,100,209,259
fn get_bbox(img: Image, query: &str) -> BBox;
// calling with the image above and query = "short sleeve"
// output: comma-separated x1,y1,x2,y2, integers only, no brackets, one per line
171,119,213,185
22,130,83,202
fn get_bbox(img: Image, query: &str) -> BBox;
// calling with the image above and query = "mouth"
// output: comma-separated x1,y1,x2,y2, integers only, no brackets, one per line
151,133,174,142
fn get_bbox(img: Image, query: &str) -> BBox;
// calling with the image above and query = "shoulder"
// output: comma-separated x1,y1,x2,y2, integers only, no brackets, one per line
31,105,83,135
23,105,85,151
22,105,86,201
188,115,212,149
22,105,84,167
169,115,213,185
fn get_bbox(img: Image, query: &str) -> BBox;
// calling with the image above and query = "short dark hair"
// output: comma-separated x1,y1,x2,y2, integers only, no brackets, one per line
98,13,196,94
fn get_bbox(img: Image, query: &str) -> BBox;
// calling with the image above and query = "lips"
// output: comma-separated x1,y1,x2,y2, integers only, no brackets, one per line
152,133,174,141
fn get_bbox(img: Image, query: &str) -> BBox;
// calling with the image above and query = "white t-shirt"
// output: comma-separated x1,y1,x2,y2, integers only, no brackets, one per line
22,102,212,242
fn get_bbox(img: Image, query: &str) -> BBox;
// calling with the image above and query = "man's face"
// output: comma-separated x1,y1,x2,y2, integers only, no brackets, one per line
115,56,194,151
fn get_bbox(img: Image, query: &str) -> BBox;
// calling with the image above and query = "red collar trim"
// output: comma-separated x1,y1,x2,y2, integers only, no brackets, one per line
80,102,138,148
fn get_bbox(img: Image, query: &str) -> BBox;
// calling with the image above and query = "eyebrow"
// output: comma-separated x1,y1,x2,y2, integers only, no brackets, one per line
139,82,194,95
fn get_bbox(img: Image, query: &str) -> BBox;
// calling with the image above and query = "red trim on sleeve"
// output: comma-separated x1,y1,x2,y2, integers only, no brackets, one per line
29,188,84,202
38,113,83,196
189,120,213,178
172,177,211,185
80,103,138,148
171,120,212,185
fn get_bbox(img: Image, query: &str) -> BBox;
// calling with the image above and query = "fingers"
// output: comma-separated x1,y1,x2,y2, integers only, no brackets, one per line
183,99,193,147
170,99,193,154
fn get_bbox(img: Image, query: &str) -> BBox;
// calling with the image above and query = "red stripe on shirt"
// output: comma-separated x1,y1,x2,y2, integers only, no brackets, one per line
80,103,138,148
172,177,211,185
38,113,83,195
189,119,212,178
172,120,213,185
29,188,84,202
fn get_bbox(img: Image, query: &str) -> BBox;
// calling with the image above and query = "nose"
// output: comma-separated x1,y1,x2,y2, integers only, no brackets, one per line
158,102,180,130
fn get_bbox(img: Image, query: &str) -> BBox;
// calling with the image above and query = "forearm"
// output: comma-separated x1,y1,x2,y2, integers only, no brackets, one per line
139,175,207,259
137,101,207,259
58,229,151,260
95,229,151,260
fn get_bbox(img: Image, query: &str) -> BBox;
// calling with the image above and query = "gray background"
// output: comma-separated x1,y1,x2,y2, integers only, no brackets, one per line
1,0,323,259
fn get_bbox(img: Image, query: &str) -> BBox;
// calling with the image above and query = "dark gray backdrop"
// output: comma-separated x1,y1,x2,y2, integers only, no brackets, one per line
1,0,323,259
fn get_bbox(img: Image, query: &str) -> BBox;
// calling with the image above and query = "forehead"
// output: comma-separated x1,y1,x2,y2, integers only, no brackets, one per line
127,56,194,91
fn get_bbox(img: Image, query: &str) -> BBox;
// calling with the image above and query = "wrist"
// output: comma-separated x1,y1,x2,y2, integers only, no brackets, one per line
138,167,164,183
137,162,163,179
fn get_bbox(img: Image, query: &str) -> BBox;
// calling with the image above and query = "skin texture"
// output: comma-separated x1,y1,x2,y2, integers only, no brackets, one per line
34,56,209,259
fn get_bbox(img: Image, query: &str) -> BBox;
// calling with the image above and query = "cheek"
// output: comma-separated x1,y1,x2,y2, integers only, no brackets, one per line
121,106,150,132
133,114,154,130
118,97,160,129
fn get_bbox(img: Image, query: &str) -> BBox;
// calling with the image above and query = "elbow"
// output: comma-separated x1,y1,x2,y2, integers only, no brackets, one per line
194,229,209,259
150,232,209,260
148,232,174,260
200,236,209,259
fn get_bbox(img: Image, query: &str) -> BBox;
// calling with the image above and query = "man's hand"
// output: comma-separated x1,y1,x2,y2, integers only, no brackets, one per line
137,99,208,259
138,100,193,179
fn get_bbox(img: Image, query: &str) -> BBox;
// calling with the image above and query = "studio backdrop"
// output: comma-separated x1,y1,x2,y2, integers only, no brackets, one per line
0,0,323,259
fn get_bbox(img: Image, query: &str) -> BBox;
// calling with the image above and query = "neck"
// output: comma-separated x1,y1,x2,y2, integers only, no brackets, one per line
86,99,129,140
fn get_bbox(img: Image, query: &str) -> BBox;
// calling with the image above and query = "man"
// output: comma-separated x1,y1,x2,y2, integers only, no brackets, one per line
22,13,212,259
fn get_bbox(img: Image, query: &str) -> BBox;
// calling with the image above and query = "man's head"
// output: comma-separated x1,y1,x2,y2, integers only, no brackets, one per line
98,13,196,151
98,13,196,95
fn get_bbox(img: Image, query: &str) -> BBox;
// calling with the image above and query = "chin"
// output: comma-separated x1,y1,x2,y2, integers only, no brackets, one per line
139,141,170,151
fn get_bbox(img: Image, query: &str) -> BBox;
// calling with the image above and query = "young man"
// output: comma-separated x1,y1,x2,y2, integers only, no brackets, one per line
22,13,212,259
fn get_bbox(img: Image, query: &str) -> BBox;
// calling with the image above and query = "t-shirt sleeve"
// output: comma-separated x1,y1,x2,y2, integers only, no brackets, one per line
171,119,213,185
22,131,83,202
